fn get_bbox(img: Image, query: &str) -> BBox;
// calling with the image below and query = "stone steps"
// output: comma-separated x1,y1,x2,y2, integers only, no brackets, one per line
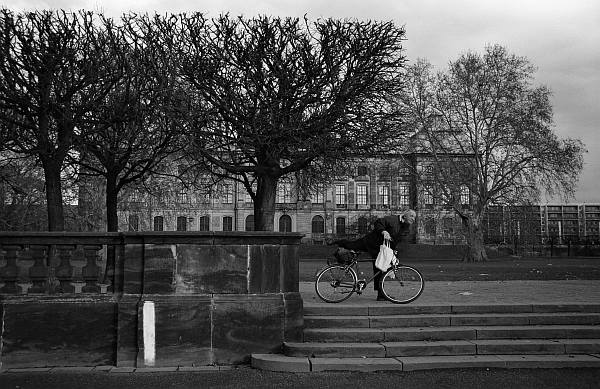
284,339,600,357
303,325,600,342
251,303,600,372
304,313,600,328
303,303,600,316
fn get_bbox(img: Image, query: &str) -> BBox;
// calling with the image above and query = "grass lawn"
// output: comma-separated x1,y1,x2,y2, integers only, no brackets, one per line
300,256,600,282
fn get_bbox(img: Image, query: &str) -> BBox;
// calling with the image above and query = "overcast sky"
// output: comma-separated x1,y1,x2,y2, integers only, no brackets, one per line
7,0,600,204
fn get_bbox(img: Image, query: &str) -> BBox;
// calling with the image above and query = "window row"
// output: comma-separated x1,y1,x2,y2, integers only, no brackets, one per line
128,215,225,232
421,185,471,206
142,182,418,206
335,183,410,206
126,214,372,235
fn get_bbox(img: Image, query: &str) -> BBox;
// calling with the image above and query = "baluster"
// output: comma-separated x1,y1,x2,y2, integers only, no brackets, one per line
55,245,75,293
28,245,49,294
82,245,102,293
0,245,22,294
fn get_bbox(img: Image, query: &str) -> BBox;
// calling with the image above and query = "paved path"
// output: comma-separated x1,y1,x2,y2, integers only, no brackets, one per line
302,280,600,305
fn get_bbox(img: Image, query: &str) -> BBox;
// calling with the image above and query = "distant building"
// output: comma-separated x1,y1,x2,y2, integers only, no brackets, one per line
110,156,600,245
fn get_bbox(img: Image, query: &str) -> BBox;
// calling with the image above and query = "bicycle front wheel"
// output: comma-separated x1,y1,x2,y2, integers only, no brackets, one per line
315,265,357,303
380,265,424,304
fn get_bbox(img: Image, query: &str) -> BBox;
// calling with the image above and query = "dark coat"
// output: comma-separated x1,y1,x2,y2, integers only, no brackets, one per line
363,215,411,258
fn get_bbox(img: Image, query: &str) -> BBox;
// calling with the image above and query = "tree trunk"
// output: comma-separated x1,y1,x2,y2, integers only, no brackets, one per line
254,174,278,231
463,213,488,262
105,175,119,232
103,174,119,288
41,159,65,231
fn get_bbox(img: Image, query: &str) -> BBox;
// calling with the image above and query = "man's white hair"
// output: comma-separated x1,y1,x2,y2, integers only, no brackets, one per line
402,209,416,219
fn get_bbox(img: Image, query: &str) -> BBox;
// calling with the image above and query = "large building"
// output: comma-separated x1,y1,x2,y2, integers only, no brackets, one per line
114,157,600,245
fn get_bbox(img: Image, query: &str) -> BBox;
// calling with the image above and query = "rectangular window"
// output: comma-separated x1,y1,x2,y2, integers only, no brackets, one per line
222,216,233,231
378,185,390,205
399,183,410,206
460,185,470,204
311,186,324,203
222,184,233,204
335,217,346,234
176,216,187,231
197,190,210,203
423,186,434,205
178,189,188,203
199,216,210,231
277,182,293,203
128,214,140,231
153,216,164,231
130,190,141,203
197,176,211,203
335,184,346,206
356,184,368,205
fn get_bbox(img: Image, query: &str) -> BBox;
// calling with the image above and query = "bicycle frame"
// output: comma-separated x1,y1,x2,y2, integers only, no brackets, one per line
340,258,386,293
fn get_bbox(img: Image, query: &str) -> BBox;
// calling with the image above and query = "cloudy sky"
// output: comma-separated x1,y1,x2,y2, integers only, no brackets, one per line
7,0,600,203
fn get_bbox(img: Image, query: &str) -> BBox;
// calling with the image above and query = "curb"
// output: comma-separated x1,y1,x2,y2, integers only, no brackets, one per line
0,365,237,374
251,354,600,372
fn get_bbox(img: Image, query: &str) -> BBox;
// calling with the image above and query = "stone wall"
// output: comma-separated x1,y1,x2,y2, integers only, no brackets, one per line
0,232,303,369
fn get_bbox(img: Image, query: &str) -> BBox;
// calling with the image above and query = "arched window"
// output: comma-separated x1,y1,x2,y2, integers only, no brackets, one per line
358,217,368,235
460,185,470,205
279,215,292,232
176,216,187,231
153,216,164,232
335,217,346,235
245,215,255,231
312,215,325,234
128,214,139,231
223,216,233,232
199,215,210,231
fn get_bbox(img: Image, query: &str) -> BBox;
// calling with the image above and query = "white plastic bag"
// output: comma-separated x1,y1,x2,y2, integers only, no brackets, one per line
375,240,395,271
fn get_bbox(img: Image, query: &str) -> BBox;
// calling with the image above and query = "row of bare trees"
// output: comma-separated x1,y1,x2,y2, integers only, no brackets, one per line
0,10,585,261
0,9,407,233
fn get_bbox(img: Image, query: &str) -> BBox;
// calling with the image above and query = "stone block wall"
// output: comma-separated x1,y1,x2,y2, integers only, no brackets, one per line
0,232,303,369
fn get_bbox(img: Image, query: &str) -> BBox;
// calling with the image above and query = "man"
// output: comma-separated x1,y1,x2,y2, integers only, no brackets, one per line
333,209,416,300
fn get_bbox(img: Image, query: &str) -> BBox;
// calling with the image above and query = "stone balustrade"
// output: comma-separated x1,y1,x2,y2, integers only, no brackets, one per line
0,231,304,369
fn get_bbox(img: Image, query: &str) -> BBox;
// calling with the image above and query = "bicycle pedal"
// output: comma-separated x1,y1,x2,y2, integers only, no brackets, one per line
356,280,366,293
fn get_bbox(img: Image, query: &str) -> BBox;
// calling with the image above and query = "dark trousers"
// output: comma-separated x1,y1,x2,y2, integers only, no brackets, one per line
334,238,384,294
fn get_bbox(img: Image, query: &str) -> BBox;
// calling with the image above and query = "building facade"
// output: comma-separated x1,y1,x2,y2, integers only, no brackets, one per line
114,157,600,245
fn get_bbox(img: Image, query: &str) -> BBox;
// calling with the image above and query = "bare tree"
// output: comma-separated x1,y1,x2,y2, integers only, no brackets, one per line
0,9,121,230
0,152,46,230
166,14,407,231
402,46,585,261
73,14,185,233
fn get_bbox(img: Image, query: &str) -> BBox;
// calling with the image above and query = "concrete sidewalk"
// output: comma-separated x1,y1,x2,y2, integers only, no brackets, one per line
301,280,600,306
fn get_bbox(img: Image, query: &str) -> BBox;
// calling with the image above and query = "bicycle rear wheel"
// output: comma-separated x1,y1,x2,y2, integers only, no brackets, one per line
315,265,357,303
380,265,424,304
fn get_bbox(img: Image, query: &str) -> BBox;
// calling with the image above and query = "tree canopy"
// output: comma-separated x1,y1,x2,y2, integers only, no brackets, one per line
402,45,585,261
0,9,122,230
168,14,408,230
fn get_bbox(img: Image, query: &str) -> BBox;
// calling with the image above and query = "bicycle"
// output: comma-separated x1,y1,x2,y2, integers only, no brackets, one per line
314,248,424,304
